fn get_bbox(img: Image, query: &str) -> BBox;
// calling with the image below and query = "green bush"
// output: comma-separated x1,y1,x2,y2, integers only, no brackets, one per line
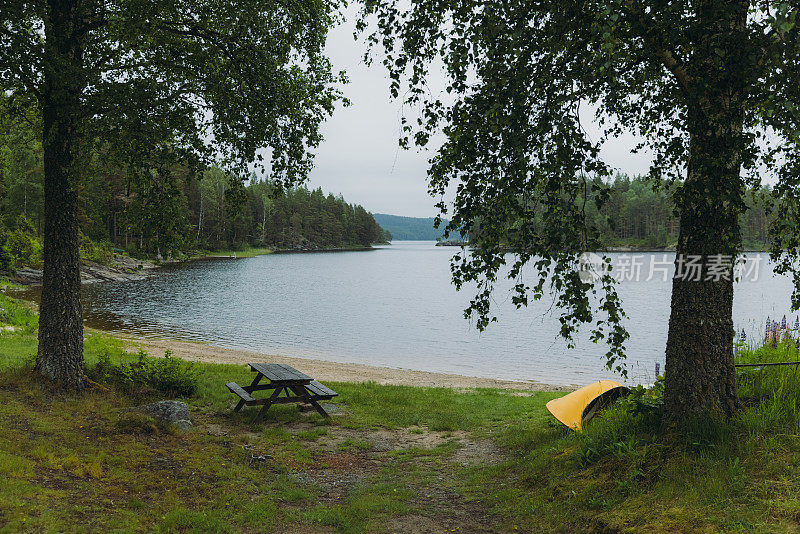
621,376,664,423
79,232,113,264
88,349,198,397
0,225,13,271
7,214,41,268
577,378,664,465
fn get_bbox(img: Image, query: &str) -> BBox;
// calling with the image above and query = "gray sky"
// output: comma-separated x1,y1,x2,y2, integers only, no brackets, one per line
306,15,656,218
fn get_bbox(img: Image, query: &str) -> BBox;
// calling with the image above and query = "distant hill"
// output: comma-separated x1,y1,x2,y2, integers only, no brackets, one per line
372,214,448,241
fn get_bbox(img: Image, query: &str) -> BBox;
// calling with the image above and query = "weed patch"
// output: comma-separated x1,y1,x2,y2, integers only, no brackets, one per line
87,349,198,397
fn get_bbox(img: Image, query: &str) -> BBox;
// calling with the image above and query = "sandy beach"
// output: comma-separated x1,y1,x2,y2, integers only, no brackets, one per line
115,335,574,392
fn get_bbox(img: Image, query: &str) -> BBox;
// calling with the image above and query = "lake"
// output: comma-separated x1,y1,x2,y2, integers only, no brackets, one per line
25,242,798,386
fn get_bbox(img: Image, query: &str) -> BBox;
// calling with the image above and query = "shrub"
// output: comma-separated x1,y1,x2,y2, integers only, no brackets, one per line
577,378,664,465
88,349,198,397
14,213,36,235
148,350,199,397
621,376,664,424
0,225,13,271
79,232,113,264
7,214,41,267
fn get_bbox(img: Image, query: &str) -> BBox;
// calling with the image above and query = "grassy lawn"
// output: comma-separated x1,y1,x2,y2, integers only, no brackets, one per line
3,289,800,532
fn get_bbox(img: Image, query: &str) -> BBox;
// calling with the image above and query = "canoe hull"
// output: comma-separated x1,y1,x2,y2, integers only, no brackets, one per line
546,380,629,430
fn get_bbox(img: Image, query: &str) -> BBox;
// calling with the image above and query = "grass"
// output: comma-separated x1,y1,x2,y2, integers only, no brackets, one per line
5,297,800,531
191,246,274,259
457,337,800,533
191,243,378,260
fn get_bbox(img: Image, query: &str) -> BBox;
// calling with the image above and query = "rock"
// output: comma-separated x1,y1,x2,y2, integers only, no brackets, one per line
10,254,156,286
136,400,192,431
10,267,42,285
320,402,346,415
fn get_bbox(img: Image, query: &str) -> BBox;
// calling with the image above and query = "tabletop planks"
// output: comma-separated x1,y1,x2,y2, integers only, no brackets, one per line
249,362,312,383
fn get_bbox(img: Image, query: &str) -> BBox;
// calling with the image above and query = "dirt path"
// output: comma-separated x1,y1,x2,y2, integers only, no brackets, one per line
202,411,509,532
118,335,573,392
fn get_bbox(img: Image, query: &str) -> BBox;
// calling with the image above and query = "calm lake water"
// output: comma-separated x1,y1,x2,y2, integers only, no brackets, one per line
23,242,797,385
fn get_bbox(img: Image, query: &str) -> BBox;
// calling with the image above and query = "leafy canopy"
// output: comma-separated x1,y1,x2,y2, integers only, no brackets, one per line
0,0,346,189
359,0,800,375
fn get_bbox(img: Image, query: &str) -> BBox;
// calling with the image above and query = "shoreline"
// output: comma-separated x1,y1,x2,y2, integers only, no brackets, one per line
5,264,573,393
8,244,384,286
193,244,385,259
0,289,572,391
9,244,772,286
114,334,574,392
10,255,160,285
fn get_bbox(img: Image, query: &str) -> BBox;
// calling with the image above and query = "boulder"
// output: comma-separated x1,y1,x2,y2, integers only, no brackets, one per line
136,400,192,431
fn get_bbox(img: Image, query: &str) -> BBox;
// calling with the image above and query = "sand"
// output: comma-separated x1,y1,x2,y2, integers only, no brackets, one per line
115,335,573,392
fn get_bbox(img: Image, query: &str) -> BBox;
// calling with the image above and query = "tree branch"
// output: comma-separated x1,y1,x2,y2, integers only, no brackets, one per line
623,0,693,97
11,64,41,101
757,18,798,71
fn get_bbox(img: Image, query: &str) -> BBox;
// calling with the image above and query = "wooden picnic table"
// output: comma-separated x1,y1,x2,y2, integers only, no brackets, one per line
226,363,338,420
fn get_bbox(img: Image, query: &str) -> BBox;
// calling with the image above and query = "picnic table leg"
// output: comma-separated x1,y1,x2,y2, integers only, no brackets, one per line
234,373,263,413
290,385,330,418
253,386,283,423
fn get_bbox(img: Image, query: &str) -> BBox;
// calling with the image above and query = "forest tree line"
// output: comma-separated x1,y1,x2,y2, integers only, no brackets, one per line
584,175,773,250
0,97,390,269
0,94,777,272
478,174,775,251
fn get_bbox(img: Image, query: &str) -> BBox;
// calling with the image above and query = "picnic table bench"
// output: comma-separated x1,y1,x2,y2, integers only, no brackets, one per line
226,363,338,420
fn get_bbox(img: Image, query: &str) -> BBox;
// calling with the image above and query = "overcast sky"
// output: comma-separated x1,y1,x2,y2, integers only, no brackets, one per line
305,15,656,218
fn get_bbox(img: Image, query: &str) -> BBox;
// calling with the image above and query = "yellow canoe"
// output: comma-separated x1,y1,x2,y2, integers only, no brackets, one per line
546,380,629,431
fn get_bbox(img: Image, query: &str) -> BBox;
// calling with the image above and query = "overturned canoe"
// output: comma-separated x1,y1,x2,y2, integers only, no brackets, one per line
546,380,629,431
